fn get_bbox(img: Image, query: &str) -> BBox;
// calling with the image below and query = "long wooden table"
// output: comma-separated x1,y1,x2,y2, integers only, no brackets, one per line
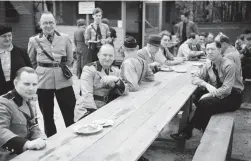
12,61,200,161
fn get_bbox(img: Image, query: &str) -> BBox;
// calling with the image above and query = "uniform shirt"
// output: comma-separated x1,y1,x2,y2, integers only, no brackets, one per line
74,61,128,122
84,23,110,44
120,56,154,92
0,44,13,81
197,58,244,99
0,90,46,156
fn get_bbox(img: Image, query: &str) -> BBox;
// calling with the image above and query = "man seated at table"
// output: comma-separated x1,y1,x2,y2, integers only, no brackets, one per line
0,67,46,161
170,41,244,140
199,32,207,51
137,35,162,73
177,33,205,61
214,32,242,80
120,36,154,92
74,44,128,122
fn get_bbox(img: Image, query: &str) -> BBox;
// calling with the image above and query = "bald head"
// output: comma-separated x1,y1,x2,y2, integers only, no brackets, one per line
98,44,115,69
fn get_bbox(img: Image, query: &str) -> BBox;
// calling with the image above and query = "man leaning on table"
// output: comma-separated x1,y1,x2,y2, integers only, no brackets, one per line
120,36,154,92
74,44,128,122
170,40,244,140
177,33,205,61
137,35,163,73
0,67,46,161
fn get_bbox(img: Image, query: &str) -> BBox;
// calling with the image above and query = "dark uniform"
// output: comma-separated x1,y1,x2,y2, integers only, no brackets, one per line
0,90,46,161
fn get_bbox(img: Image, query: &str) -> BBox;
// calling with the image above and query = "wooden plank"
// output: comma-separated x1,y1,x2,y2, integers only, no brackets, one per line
71,74,196,161
192,112,235,161
12,66,185,161
38,73,192,161
93,80,197,161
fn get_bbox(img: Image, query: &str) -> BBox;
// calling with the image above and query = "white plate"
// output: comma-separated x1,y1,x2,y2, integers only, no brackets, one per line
160,67,173,72
192,62,203,66
93,119,114,127
74,124,103,135
174,68,187,73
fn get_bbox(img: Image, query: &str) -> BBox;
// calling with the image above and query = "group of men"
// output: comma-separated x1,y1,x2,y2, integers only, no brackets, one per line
0,7,248,161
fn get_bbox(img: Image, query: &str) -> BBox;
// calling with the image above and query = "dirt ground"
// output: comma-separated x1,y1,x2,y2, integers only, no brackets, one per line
36,75,251,161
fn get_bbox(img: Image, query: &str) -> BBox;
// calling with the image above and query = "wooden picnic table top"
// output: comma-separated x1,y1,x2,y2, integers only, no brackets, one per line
12,61,202,161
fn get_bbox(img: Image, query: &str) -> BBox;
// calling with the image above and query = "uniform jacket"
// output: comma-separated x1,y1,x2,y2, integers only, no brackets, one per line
175,20,198,41
74,61,128,122
120,56,154,92
0,45,32,95
0,90,46,161
28,31,73,89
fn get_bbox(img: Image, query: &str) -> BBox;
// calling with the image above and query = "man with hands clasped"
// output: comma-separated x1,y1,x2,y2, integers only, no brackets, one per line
74,44,128,122
170,41,244,141
0,67,46,161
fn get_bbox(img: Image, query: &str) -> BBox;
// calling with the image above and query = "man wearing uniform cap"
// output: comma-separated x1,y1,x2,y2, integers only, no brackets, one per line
74,44,128,122
120,36,154,92
137,35,162,73
0,67,46,161
0,24,32,96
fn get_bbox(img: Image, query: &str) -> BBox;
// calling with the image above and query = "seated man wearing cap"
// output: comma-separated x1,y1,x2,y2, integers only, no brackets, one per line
74,44,128,122
177,33,205,61
137,35,162,73
120,36,154,92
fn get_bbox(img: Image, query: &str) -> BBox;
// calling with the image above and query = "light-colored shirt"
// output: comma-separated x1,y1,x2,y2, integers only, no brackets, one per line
120,56,154,92
177,40,202,60
84,23,110,44
197,58,244,99
0,44,13,81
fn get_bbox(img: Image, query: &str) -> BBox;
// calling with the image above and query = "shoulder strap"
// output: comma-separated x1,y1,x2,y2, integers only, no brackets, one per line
135,57,145,83
34,37,55,61
91,25,101,37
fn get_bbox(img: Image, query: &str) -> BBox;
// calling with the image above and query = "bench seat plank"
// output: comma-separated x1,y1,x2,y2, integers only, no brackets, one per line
192,112,235,161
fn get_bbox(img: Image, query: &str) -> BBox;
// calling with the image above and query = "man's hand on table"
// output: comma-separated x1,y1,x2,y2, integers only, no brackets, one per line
192,77,217,97
100,75,120,87
23,138,46,151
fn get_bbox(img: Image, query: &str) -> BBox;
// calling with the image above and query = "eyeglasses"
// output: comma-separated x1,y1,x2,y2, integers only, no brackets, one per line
42,21,55,26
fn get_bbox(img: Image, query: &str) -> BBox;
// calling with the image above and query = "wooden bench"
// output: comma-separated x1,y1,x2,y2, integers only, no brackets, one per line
192,112,235,161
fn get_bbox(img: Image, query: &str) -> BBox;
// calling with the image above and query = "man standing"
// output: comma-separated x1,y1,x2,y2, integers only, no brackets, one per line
28,11,76,137
74,19,90,79
74,44,128,122
175,11,199,44
0,24,32,95
0,67,46,161
170,41,244,140
85,8,111,62
137,35,162,73
101,18,117,47
120,36,154,92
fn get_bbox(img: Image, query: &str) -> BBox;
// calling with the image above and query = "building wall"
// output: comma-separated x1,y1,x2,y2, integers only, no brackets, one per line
0,1,35,49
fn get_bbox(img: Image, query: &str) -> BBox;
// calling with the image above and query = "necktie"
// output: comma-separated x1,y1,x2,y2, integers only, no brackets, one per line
47,35,53,44
96,24,102,41
212,64,222,88
104,69,109,75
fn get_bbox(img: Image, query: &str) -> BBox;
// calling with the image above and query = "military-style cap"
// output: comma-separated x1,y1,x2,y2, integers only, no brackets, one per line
147,35,161,47
124,36,137,48
0,24,12,36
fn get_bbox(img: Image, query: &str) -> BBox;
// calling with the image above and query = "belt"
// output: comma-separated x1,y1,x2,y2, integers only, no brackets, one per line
94,95,109,103
38,62,60,67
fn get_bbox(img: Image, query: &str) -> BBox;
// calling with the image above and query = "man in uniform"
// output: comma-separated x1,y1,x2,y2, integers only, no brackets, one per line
28,11,76,137
0,67,46,161
120,36,154,92
74,44,128,122
85,8,112,62
170,41,244,140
